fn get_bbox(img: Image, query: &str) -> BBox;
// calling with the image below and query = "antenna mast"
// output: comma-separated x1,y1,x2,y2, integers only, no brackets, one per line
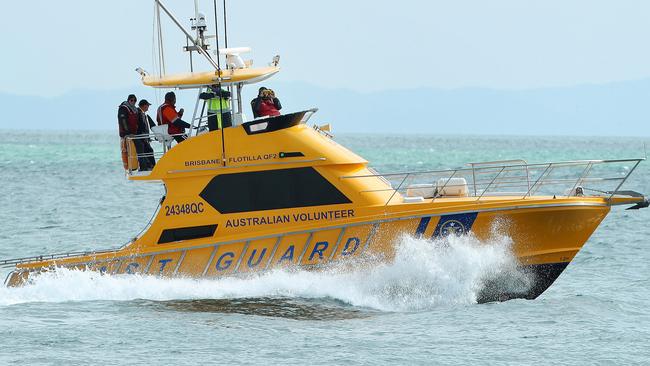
154,0,220,70
155,2,166,76
213,0,227,166
223,0,229,49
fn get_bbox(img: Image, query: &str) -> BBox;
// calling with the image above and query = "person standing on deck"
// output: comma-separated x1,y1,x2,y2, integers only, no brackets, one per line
117,94,139,171
201,85,232,131
156,91,191,144
135,99,156,170
117,94,138,138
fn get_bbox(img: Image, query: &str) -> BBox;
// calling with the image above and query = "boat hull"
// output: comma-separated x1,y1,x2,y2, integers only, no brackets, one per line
477,262,570,303
5,202,609,302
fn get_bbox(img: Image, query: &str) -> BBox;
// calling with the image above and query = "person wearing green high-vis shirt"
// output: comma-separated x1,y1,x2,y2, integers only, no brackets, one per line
203,85,232,131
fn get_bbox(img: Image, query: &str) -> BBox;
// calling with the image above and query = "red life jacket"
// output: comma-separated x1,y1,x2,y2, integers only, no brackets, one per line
119,104,139,137
157,103,184,135
257,99,281,117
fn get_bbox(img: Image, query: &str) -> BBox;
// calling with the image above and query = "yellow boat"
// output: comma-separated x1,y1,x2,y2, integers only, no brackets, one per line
2,1,648,302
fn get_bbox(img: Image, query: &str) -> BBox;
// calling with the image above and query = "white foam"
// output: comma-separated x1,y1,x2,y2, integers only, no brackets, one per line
0,234,528,311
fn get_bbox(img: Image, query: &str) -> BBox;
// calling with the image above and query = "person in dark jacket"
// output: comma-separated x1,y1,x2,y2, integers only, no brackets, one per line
118,94,138,137
118,94,140,171
251,87,282,118
135,99,157,171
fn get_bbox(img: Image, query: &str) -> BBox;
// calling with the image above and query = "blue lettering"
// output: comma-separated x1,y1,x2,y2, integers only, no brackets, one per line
278,245,295,263
341,237,360,256
309,241,329,261
125,262,139,274
247,248,267,268
158,258,173,272
216,252,235,271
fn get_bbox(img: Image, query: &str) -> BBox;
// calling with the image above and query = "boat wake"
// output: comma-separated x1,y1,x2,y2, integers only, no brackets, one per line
0,234,531,312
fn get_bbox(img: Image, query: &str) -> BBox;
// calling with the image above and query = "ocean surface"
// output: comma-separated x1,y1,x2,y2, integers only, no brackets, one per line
0,131,649,365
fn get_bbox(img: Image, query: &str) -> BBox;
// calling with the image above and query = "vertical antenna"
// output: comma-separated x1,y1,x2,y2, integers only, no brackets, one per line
213,0,221,71
156,2,166,76
194,0,201,37
222,0,233,113
213,0,226,166
151,2,158,75
191,0,200,72
223,0,229,49
188,38,194,72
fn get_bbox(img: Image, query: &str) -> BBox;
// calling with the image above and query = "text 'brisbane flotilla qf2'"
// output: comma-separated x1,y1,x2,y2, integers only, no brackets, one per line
2,0,648,302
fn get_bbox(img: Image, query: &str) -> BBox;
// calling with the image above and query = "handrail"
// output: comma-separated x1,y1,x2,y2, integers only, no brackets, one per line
124,133,172,175
608,159,642,202
301,108,319,123
467,159,528,167
340,158,644,180
477,166,505,202
0,248,119,268
358,176,631,194
384,173,409,207
342,158,644,205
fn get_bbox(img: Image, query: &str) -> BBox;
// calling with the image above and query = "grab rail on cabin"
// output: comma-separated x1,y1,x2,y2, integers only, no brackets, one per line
0,249,119,268
340,158,644,205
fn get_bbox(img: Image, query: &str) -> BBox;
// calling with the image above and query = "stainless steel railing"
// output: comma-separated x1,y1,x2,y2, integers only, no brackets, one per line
0,248,119,268
341,158,644,205
123,131,188,175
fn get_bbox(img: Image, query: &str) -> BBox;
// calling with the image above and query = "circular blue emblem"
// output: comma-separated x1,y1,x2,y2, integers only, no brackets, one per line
439,219,467,236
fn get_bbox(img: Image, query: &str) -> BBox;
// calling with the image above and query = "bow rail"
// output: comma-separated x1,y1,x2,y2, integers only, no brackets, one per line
341,158,645,206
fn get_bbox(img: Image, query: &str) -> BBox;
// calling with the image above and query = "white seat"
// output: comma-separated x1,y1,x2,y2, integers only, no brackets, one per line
151,125,173,150
403,196,425,203
436,178,468,197
406,184,436,198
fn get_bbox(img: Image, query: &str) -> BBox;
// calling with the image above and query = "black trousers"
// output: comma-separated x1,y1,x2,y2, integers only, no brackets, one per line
134,139,156,171
208,112,232,131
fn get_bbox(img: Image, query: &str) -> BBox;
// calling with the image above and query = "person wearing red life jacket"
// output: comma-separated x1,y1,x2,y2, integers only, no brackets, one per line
117,94,138,138
117,94,141,171
251,87,282,118
156,91,191,143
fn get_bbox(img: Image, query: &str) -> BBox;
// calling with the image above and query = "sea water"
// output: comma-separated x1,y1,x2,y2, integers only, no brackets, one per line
0,131,648,365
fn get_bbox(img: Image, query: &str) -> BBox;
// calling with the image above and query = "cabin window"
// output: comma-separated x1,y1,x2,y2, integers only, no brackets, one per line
158,224,218,244
199,167,351,213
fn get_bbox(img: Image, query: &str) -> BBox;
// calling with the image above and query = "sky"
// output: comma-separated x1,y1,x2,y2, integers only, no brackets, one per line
1,0,650,97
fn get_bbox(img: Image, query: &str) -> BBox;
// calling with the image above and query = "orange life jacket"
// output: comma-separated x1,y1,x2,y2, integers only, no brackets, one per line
157,103,184,135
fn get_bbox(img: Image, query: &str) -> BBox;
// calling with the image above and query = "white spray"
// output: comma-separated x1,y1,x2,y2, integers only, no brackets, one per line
0,233,530,311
